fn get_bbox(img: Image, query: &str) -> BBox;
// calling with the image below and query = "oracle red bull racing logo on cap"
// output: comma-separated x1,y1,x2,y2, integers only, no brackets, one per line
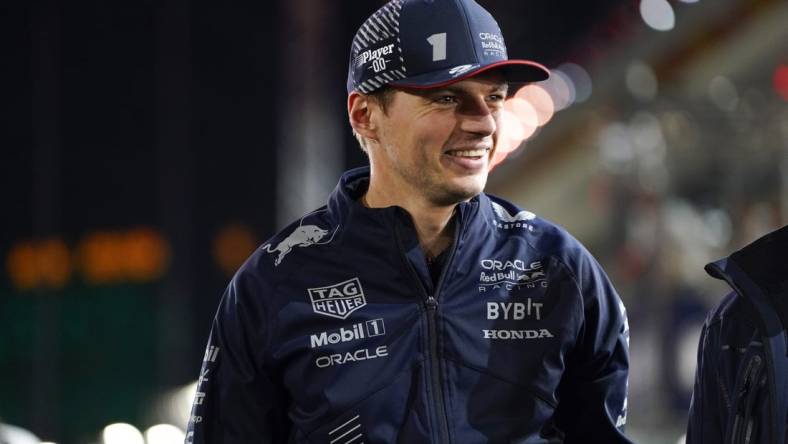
308,277,367,319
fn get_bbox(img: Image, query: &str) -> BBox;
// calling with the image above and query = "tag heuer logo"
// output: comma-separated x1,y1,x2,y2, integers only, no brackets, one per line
308,278,366,320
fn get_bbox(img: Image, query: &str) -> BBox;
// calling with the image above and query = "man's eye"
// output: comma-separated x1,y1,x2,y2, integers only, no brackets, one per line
488,94,505,102
435,95,458,104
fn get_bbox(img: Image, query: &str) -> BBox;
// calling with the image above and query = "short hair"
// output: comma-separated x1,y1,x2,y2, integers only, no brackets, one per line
353,86,396,153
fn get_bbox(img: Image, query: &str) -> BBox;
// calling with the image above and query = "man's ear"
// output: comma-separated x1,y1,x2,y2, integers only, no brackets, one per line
348,92,378,143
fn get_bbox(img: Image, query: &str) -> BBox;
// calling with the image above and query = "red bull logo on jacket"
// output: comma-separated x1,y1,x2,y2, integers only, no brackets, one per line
262,224,335,266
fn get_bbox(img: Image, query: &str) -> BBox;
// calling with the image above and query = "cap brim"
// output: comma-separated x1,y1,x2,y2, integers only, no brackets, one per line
390,59,549,90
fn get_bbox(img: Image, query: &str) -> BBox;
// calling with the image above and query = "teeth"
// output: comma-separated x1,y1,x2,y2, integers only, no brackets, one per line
447,149,488,157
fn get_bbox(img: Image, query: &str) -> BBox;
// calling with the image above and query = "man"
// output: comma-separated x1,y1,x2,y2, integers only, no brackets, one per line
687,225,787,444
187,0,631,442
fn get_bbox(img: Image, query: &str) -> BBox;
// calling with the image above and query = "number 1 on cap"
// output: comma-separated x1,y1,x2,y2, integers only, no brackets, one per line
427,33,447,62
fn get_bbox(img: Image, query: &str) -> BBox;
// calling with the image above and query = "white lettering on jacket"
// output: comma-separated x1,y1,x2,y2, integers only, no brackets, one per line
487,300,543,321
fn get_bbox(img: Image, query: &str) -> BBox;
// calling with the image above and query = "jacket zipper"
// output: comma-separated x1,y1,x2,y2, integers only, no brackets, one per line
425,295,451,444
424,219,461,444
731,354,763,444
393,213,462,444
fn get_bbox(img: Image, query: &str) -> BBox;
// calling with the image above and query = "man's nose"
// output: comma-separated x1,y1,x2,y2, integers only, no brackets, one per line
459,99,497,137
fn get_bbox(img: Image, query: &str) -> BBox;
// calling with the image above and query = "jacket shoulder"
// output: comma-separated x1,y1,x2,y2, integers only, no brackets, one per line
483,194,611,303
218,207,338,314
704,291,760,343
251,206,338,270
484,194,595,268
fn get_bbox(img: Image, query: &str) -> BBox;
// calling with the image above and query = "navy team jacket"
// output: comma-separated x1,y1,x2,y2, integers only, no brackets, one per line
187,167,631,444
687,225,788,444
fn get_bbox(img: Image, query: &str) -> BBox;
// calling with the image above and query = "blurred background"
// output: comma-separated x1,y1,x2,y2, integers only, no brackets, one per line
1,0,786,443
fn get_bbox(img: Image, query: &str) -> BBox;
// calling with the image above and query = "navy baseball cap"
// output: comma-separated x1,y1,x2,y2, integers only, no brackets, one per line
347,0,550,94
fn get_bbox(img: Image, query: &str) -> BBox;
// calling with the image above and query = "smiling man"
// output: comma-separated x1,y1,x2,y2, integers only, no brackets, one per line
187,1,632,443
350,73,508,263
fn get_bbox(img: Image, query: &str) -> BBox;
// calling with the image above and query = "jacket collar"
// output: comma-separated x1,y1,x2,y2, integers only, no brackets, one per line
326,166,484,236
705,225,788,443
705,225,788,332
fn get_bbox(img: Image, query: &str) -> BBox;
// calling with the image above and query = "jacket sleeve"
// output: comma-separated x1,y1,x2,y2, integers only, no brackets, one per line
686,315,724,444
186,268,291,443
553,251,632,443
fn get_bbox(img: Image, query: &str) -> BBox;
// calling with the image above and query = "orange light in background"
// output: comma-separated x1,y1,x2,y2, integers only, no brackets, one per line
774,64,788,102
501,108,527,143
77,228,170,285
39,238,72,288
491,109,524,169
6,238,72,291
123,228,170,282
7,242,37,290
213,222,258,277
514,85,555,126
491,97,542,169
78,231,123,284
5,228,170,290
505,98,539,137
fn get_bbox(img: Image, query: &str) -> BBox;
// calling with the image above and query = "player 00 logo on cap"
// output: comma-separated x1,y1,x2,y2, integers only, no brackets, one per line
308,278,367,319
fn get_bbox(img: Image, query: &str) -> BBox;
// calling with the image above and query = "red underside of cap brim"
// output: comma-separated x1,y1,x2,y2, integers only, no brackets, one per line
391,59,550,90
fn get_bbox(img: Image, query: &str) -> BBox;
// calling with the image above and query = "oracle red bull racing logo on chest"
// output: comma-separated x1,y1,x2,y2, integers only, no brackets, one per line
308,277,367,320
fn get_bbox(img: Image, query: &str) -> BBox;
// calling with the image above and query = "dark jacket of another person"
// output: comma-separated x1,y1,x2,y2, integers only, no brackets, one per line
687,225,788,444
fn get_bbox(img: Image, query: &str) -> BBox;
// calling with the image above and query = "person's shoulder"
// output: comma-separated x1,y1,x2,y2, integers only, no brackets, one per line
705,290,759,333
483,193,591,262
483,193,615,301
697,291,761,360
237,205,339,280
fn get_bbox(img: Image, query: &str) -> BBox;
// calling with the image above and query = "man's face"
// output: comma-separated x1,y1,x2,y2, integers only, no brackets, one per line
370,73,507,206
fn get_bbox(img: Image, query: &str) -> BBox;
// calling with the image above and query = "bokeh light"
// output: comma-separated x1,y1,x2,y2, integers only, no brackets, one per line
625,60,658,101
504,98,539,136
0,424,41,444
676,323,703,392
124,228,171,282
708,75,738,111
491,102,535,169
213,222,258,277
491,68,578,169
628,111,665,157
514,85,555,126
6,238,72,290
501,108,527,143
78,228,170,285
492,110,524,168
598,122,635,173
144,424,185,444
538,70,575,111
557,63,592,103
773,64,788,101
168,381,198,429
640,0,675,31
102,423,144,444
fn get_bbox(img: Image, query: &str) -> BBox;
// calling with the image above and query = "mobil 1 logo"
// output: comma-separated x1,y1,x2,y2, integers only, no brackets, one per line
311,318,389,369
308,277,366,320
310,318,386,349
